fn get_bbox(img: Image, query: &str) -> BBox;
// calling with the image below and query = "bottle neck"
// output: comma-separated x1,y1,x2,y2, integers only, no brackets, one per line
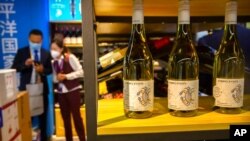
178,0,190,25
222,24,237,41
131,24,146,43
177,0,191,38
130,0,146,43
176,24,191,39
225,1,237,25
132,0,144,25
223,0,237,40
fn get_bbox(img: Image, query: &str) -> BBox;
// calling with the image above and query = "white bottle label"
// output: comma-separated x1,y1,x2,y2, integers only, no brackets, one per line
178,0,190,24
225,1,237,24
64,37,71,44
71,37,77,44
168,79,198,110
213,78,244,108
123,80,154,111
76,36,82,44
132,0,144,24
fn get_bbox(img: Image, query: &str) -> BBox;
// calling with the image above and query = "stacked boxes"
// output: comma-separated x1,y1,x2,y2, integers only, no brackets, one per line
0,69,17,107
0,100,19,141
0,69,20,141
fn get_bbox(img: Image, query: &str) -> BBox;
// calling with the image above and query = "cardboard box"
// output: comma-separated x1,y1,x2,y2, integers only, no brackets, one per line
55,107,86,137
0,131,21,141
29,95,44,116
14,133,22,141
9,132,21,141
17,91,32,141
0,69,17,107
0,100,19,141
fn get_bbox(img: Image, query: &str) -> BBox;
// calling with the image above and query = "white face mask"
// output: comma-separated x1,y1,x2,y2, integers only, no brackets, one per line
51,50,60,59
29,41,42,50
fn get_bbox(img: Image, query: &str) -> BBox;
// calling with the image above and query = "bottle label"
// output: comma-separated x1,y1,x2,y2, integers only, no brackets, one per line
132,0,144,24
168,79,198,110
225,1,237,24
213,78,244,108
178,0,190,24
123,80,154,111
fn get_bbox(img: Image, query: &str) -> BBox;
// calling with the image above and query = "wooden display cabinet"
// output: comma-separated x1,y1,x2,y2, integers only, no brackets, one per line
81,0,250,141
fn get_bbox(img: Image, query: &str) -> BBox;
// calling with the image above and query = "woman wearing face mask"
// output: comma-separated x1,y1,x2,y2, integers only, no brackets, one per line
51,35,85,141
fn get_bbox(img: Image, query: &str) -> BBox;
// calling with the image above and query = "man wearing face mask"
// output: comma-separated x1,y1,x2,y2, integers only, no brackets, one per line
11,29,52,141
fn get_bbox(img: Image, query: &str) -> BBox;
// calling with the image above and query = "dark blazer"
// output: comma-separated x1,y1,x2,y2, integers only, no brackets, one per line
11,46,52,95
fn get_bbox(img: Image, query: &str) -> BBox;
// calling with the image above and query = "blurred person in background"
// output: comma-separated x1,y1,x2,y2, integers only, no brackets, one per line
51,34,85,141
11,29,52,141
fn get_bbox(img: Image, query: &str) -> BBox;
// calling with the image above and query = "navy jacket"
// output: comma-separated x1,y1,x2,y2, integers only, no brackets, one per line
11,46,52,95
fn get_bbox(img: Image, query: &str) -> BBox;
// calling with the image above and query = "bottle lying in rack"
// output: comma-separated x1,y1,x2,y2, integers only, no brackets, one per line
213,0,245,114
167,0,199,117
97,47,128,74
123,0,154,119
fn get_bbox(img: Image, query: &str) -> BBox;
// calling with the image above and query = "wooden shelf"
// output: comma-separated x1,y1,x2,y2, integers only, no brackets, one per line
97,95,250,137
65,44,83,48
94,0,250,17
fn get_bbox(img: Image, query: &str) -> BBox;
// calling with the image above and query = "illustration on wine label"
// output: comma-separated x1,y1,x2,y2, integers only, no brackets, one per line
231,84,242,103
213,86,221,97
179,87,194,106
137,87,151,106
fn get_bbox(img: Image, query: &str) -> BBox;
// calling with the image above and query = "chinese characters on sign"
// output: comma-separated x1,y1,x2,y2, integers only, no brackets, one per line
0,1,18,68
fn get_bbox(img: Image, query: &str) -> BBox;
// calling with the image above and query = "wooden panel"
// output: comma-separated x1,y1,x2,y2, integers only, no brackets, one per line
96,23,177,34
94,0,250,17
97,95,250,135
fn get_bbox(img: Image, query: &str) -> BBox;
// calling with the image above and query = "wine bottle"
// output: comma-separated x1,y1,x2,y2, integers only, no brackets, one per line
64,26,71,45
123,0,154,119
167,0,199,117
213,0,245,114
76,26,82,44
98,47,128,73
70,26,77,44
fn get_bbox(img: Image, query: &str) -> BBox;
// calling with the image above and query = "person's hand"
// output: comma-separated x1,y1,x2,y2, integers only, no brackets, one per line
57,73,66,81
25,58,33,66
34,64,44,73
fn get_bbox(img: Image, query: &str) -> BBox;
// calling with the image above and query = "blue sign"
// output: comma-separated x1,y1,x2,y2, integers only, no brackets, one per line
0,1,19,68
49,0,82,21
0,0,50,68
0,0,54,137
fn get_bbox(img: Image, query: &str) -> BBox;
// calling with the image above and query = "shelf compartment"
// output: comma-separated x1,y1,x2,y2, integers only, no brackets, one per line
97,96,250,140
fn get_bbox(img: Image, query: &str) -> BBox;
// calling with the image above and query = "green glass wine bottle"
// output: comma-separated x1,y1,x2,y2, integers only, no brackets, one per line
123,0,154,119
167,0,199,117
213,0,245,114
